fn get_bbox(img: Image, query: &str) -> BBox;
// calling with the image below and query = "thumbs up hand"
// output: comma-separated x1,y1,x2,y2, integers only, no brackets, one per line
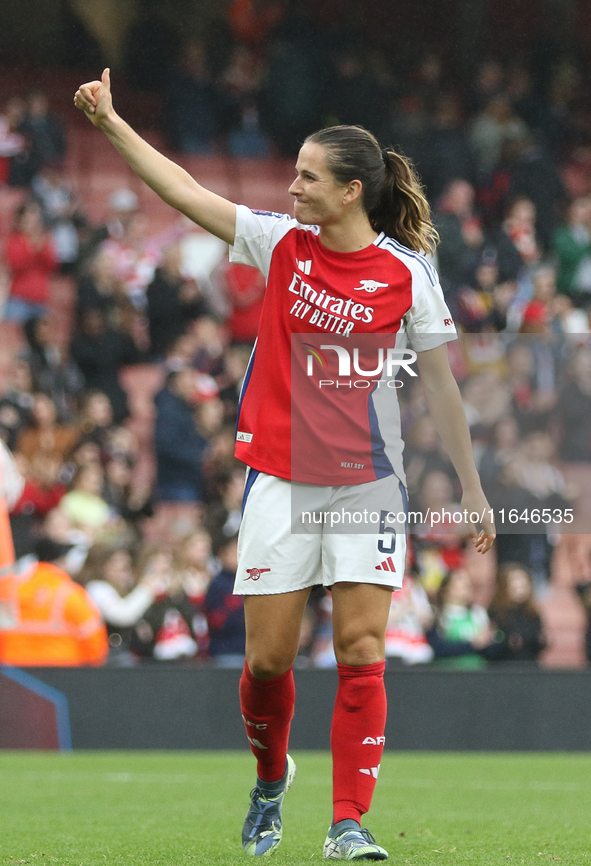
74,68,114,128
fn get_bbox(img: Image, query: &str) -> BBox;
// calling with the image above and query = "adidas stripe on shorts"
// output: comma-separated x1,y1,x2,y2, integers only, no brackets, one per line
234,470,406,595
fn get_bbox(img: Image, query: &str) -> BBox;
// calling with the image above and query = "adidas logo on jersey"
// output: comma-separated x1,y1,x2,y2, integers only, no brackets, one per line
296,259,312,275
353,280,388,293
359,765,381,778
362,736,386,745
375,557,396,572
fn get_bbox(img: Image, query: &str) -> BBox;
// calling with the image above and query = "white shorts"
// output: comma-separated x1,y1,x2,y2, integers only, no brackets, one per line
235,470,407,595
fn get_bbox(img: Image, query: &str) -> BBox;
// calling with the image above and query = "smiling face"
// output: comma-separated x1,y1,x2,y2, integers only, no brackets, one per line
288,142,360,227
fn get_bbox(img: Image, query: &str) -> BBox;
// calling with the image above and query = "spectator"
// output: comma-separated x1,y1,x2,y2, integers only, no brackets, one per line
32,161,85,272
426,569,494,669
192,316,227,377
412,469,468,597
219,43,269,149
154,369,207,503
146,243,206,359
205,535,245,666
519,266,557,334
423,95,475,201
488,563,546,664
21,89,67,168
515,430,571,506
466,59,505,115
37,507,90,579
59,464,113,539
4,199,57,323
556,345,591,463
505,341,555,435
70,307,141,422
0,359,34,450
11,453,66,524
456,254,517,332
0,537,108,667
205,465,246,552
0,96,26,185
384,567,434,666
550,293,590,335
214,260,265,344
100,210,163,310
16,392,78,465
478,415,521,489
553,196,591,305
76,248,122,323
22,316,84,422
77,188,139,272
177,529,214,605
403,413,453,506
130,547,200,661
163,39,220,154
103,455,153,532
469,96,528,181
434,179,485,296
176,529,214,655
80,543,166,664
76,391,116,454
217,343,253,423
506,135,564,250
494,196,541,283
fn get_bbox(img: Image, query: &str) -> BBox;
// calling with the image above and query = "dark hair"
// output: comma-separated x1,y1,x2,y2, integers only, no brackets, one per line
305,125,438,255
12,199,42,232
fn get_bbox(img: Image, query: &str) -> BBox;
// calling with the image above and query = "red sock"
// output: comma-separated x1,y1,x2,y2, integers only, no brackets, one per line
331,661,387,824
239,662,296,783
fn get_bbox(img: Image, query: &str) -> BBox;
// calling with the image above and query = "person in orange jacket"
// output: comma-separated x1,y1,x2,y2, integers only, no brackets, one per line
0,537,109,667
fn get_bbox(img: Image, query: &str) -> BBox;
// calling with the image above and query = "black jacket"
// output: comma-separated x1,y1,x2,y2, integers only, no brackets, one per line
153,386,206,493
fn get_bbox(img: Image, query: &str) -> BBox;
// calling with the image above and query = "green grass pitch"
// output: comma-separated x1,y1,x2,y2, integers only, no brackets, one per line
1,751,590,865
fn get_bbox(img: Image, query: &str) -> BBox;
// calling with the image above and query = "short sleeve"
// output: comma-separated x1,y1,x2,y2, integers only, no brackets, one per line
403,258,457,352
229,205,297,280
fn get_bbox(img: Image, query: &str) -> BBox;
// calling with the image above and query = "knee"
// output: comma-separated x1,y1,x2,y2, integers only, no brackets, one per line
247,650,295,680
333,633,384,667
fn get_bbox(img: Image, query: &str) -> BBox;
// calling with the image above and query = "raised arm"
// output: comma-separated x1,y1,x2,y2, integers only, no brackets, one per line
416,343,496,553
74,69,236,245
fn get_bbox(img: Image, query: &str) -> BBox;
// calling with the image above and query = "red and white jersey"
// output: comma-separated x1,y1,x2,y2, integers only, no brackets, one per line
230,206,456,485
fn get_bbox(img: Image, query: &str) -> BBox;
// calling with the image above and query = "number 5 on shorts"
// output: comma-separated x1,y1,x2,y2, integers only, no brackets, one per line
378,509,396,554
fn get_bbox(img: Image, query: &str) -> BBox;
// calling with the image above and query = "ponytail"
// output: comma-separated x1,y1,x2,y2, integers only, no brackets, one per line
373,150,439,256
305,125,439,255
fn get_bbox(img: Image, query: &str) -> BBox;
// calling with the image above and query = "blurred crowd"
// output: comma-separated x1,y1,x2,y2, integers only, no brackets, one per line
2,11,591,667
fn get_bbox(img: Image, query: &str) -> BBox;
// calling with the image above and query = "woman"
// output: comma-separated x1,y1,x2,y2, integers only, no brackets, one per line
59,463,112,539
22,315,84,422
488,563,546,664
16,391,78,465
427,568,494,669
4,199,57,323
79,543,167,664
128,546,200,662
75,69,495,861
